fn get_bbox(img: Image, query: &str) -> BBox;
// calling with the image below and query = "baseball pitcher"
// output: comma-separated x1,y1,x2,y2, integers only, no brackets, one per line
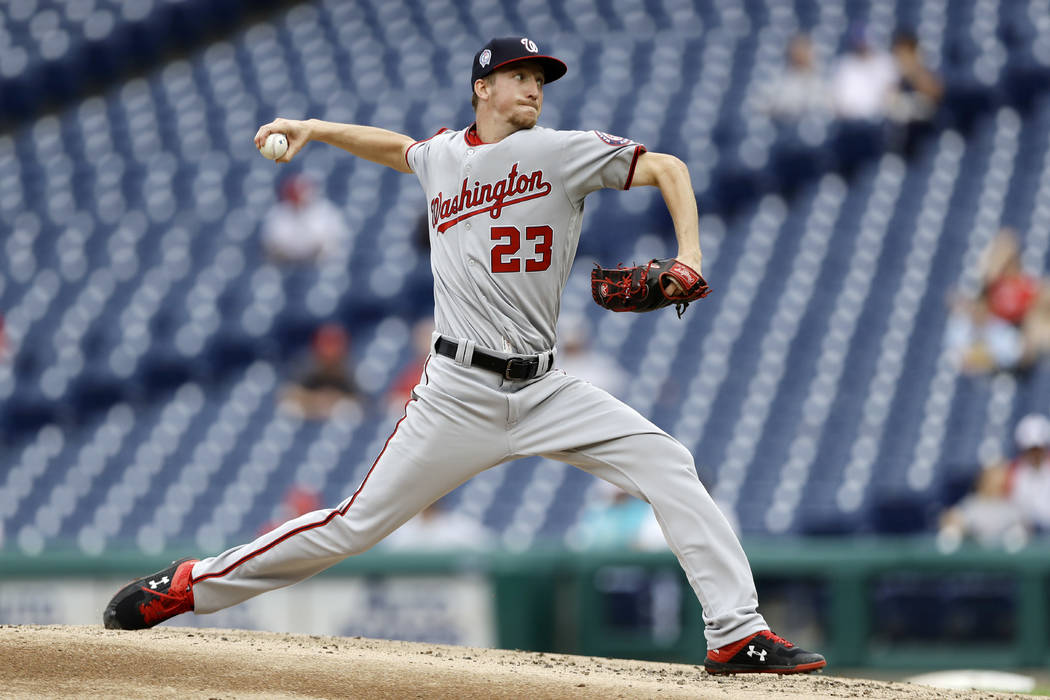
104,37,825,675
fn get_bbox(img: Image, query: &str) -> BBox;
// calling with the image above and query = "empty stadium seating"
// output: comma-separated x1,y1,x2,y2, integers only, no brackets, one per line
2,0,1050,554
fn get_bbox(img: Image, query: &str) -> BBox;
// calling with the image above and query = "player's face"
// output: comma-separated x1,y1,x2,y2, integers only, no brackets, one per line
488,62,544,128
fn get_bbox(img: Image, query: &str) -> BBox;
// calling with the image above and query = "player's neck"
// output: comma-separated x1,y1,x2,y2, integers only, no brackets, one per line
474,113,529,144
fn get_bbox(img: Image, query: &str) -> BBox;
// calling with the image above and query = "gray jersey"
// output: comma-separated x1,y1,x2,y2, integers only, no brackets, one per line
407,125,645,355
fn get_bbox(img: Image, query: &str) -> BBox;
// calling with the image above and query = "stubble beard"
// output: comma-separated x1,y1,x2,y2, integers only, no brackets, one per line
509,106,539,130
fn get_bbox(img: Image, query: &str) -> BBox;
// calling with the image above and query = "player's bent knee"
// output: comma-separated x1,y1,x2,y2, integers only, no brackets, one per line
659,437,709,490
627,433,698,482
649,433,696,471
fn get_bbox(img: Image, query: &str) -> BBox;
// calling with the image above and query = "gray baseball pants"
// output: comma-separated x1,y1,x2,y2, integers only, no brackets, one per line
190,336,767,648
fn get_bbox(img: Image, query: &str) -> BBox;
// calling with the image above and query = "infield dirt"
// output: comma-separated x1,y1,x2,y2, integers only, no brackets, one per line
0,625,1029,699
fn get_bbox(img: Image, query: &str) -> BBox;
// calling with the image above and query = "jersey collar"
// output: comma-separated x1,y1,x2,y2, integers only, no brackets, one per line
464,123,489,146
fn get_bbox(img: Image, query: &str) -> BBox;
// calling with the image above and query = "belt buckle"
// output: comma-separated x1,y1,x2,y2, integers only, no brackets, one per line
504,357,532,380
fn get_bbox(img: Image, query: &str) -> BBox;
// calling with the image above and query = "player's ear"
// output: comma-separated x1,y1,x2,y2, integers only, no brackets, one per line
473,78,489,103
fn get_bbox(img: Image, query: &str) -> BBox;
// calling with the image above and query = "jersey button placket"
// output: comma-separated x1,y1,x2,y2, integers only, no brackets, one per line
463,158,473,233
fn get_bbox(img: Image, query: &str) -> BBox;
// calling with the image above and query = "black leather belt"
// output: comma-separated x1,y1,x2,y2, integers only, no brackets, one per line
434,337,554,381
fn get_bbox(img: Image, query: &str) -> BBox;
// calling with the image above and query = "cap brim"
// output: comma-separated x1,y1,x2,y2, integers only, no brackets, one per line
487,55,568,84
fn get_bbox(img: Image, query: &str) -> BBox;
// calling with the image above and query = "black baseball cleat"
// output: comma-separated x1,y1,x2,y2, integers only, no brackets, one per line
103,558,198,630
704,629,827,675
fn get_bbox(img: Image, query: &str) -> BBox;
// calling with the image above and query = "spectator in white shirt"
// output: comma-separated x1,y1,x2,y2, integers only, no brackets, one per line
831,28,898,120
1007,413,1050,531
262,173,349,264
382,497,494,551
762,34,833,122
939,464,1027,550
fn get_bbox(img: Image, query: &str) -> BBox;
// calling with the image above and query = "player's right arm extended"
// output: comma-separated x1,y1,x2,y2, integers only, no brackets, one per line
254,118,415,173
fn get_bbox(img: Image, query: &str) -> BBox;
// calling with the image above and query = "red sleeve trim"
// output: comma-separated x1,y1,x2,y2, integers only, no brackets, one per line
405,127,450,171
624,144,647,190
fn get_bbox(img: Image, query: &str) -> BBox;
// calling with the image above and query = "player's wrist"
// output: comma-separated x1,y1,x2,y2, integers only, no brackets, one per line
676,251,703,272
302,118,322,141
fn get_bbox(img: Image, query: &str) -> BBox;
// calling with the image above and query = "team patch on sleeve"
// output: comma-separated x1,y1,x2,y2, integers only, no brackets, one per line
593,130,633,146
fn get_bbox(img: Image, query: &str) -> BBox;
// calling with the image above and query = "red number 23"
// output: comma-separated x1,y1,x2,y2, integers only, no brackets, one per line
490,226,553,273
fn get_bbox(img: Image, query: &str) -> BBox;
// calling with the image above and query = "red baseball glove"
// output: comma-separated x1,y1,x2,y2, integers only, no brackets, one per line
591,258,710,318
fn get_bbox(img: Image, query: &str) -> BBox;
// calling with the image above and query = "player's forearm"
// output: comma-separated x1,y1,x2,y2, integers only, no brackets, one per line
645,154,703,270
307,119,415,173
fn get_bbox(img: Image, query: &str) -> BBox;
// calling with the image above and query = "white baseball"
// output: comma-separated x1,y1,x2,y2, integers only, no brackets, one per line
259,133,288,161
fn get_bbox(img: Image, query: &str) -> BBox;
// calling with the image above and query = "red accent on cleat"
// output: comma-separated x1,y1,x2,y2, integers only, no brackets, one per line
138,559,195,624
707,631,761,664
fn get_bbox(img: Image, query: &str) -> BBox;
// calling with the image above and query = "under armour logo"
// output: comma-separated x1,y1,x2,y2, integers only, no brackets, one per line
747,645,767,662
521,37,538,53
148,576,170,589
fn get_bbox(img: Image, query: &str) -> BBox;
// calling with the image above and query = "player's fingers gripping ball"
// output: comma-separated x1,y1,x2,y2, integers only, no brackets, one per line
591,258,710,318
259,133,288,161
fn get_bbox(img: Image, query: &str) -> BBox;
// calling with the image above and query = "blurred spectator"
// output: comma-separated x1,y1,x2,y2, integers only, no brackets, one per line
979,229,1050,366
831,28,898,121
403,214,437,311
382,496,494,550
1024,290,1050,364
1007,413,1050,531
280,323,360,419
888,30,943,120
413,212,431,253
981,229,1038,324
555,315,627,398
945,290,1025,375
938,464,1027,550
947,229,1050,375
262,173,350,264
887,29,943,155
573,482,666,551
385,318,436,413
761,34,833,122
259,485,323,536
572,481,739,551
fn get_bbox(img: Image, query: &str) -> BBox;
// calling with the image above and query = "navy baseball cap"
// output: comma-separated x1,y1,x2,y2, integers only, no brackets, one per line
471,36,567,87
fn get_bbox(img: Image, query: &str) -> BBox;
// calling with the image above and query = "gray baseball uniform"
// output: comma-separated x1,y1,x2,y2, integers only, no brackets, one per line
189,124,768,648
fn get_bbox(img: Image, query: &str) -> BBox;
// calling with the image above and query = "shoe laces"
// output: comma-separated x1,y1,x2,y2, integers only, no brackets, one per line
138,585,192,624
758,629,794,648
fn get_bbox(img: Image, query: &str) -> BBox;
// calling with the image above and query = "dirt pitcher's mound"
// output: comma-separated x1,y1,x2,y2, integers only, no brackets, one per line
0,625,1029,699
